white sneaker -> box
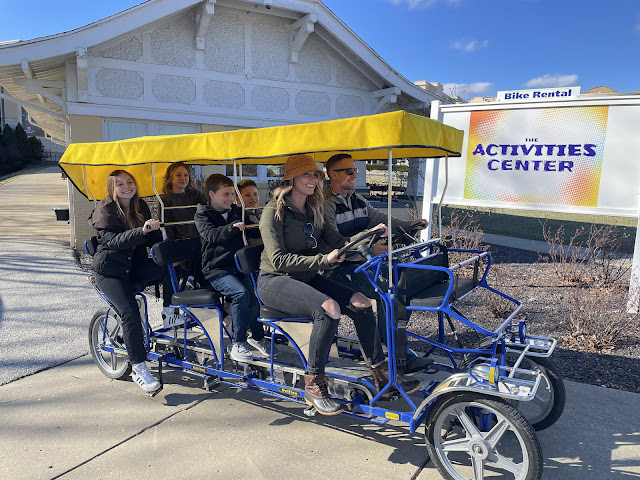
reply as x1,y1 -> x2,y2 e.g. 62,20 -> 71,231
131,362 -> 161,394
229,342 -> 253,362
162,307 -> 186,328
247,337 -> 279,358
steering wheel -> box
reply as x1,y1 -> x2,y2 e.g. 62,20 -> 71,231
335,228 -> 386,259
394,220 -> 426,246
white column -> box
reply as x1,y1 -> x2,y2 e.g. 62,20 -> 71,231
422,100 -> 441,240
627,203 -> 640,313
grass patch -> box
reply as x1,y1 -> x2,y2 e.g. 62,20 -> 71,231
442,205 -> 637,253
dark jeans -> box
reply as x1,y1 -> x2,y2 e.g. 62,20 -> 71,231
257,272 -> 384,375
324,262 -> 418,363
95,258 -> 165,365
209,273 -> 262,344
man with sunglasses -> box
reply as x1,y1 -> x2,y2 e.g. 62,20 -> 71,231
323,153 -> 431,374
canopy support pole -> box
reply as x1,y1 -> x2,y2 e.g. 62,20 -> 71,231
151,164 -> 167,239
437,153 -> 449,240
83,166 -> 96,205
387,148 -> 393,290
232,160 -> 248,246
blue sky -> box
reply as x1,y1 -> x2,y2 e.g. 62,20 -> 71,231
1,0 -> 638,98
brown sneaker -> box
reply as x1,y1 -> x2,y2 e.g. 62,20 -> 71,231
371,361 -> 421,397
304,373 -> 342,416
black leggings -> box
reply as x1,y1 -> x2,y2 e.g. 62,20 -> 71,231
257,272 -> 384,375
95,258 -> 166,365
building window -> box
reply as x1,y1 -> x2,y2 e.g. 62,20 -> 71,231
104,120 -> 199,141
267,165 -> 283,178
105,120 -> 148,141
225,163 -> 258,178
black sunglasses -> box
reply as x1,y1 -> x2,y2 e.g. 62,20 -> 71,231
303,223 -> 318,249
332,167 -> 358,175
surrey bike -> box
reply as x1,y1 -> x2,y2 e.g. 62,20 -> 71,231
60,111 -> 560,480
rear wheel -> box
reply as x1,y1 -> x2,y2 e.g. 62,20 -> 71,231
89,308 -> 132,380
425,393 -> 542,480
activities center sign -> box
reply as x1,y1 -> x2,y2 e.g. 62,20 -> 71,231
464,106 -> 607,208
429,94 -> 640,217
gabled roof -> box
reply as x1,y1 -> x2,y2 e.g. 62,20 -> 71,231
0,0 -> 453,144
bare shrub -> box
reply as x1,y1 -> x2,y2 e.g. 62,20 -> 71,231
541,222 -> 631,288
561,283 -> 639,354
441,209 -> 486,277
441,209 -> 485,251
485,265 -> 515,319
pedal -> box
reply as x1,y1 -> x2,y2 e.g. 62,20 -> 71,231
147,386 -> 163,398
204,375 -> 221,391
400,356 -> 434,374
303,405 -> 318,417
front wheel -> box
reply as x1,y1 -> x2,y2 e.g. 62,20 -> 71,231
425,393 -> 542,480
89,308 -> 132,380
506,356 -> 565,431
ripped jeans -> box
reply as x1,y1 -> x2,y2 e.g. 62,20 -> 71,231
257,271 -> 384,375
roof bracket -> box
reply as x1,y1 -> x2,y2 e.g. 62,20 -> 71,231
20,60 -> 44,103
290,13 -> 317,64
196,0 -> 216,51
14,78 -> 67,110
372,87 -> 400,113
76,48 -> 88,103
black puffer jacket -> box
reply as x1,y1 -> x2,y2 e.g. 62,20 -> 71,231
194,203 -> 244,280
88,196 -> 162,278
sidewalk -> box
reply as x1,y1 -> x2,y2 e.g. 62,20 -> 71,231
1,168 -> 639,479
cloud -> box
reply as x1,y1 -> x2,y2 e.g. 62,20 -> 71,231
523,74 -> 579,88
451,39 -> 488,53
388,0 -> 460,9
443,82 -> 493,97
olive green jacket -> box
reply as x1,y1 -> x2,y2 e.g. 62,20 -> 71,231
259,197 -> 347,283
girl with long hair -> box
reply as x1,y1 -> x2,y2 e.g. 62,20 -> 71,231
89,170 -> 165,395
160,162 -> 208,241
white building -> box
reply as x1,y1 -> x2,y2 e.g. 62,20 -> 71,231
0,0 -> 456,248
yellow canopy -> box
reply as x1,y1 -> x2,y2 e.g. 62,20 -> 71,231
59,110 -> 463,199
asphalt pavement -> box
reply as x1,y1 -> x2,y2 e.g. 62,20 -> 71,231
1,167 -> 639,479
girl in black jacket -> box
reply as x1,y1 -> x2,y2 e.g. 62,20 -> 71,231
89,170 -> 165,395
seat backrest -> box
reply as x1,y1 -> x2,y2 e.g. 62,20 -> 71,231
84,236 -> 99,256
398,248 -> 449,300
235,244 -> 264,275
151,237 -> 202,266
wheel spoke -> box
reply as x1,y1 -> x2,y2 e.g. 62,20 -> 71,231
441,437 -> 471,453
455,407 -> 482,437
484,417 -> 510,449
491,453 -> 523,475
471,456 -> 485,480
532,395 -> 548,410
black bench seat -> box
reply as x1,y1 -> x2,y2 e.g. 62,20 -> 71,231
398,246 -> 481,310
408,277 -> 477,308
171,289 -> 220,306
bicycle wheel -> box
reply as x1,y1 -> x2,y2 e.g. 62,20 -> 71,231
506,355 -> 565,431
425,393 -> 542,480
88,308 -> 132,380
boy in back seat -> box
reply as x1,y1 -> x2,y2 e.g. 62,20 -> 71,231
194,174 -> 277,361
